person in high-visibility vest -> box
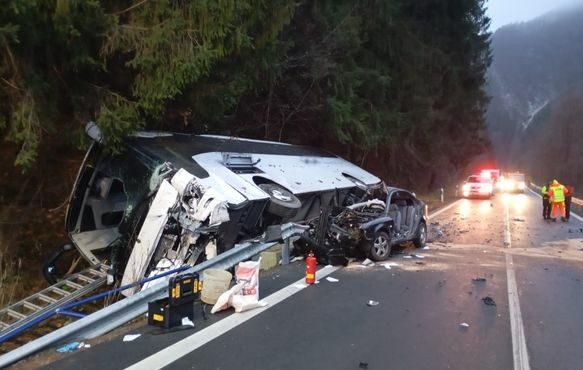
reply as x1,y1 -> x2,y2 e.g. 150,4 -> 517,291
547,180 -> 567,222
541,182 -> 551,220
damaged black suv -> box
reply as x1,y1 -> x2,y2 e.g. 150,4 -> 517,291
304,185 -> 428,262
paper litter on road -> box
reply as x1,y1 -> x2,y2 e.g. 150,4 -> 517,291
326,277 -> 339,282
123,334 -> 141,342
403,255 -> 413,259
362,258 -> 375,266
366,300 -> 379,307
459,322 -> 470,328
423,246 -> 430,250
413,254 -> 426,259
181,317 -> 195,327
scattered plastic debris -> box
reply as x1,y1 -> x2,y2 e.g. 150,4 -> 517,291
472,277 -> 487,283
482,297 -> 496,306
366,300 -> 379,307
290,256 -> 304,262
362,258 -> 375,266
359,362 -> 369,369
123,334 -> 142,342
403,255 -> 413,259
57,342 -> 81,353
459,322 -> 470,328
422,246 -> 430,250
382,262 -> 400,269
181,317 -> 195,328
326,277 -> 339,283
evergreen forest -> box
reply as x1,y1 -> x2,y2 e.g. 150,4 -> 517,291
1,0 -> 491,188
0,0 -> 490,308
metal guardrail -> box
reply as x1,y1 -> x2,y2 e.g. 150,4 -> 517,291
0,240 -> 277,368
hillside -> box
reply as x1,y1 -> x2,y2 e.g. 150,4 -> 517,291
486,4 -> 583,191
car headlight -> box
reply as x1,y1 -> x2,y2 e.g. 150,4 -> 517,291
518,182 -> 525,189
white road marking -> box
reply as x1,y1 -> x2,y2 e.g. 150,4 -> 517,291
503,200 -> 531,370
527,187 -> 583,223
428,199 -> 463,219
124,265 -> 341,370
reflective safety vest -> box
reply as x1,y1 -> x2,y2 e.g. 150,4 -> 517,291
551,185 -> 565,203
541,186 -> 548,194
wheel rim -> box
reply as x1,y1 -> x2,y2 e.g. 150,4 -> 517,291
419,224 -> 426,245
373,235 -> 389,257
271,189 -> 292,202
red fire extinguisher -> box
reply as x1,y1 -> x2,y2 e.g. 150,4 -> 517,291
305,252 -> 316,284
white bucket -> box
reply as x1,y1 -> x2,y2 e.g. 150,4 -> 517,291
201,269 -> 232,304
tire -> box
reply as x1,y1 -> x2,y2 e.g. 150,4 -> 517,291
258,183 -> 302,218
369,231 -> 392,261
413,222 -> 427,249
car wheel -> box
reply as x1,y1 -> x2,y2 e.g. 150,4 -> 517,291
413,222 -> 427,248
258,183 -> 302,218
369,231 -> 392,261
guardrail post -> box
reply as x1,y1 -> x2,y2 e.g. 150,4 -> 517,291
282,239 -> 290,265
440,188 -> 444,203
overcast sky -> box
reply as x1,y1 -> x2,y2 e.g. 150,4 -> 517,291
486,0 -> 583,30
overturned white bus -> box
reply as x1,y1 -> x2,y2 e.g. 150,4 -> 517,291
45,123 -> 426,294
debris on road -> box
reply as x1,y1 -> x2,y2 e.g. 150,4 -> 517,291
415,261 -> 425,265
422,246 -> 430,250
382,262 -> 400,269
366,300 -> 380,307
431,222 -> 440,226
512,218 -> 525,222
403,255 -> 413,259
359,362 -> 369,369
438,280 -> 447,287
459,322 -> 470,328
362,258 -> 375,267
472,277 -> 487,283
482,297 -> 496,306
56,342 -> 82,353
290,256 -> 304,262
326,277 -> 339,282
123,334 -> 141,342
181,317 -> 195,328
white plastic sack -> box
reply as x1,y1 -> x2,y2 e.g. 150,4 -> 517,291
211,258 -> 262,314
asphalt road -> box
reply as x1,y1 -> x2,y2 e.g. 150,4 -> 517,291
10,189 -> 583,370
